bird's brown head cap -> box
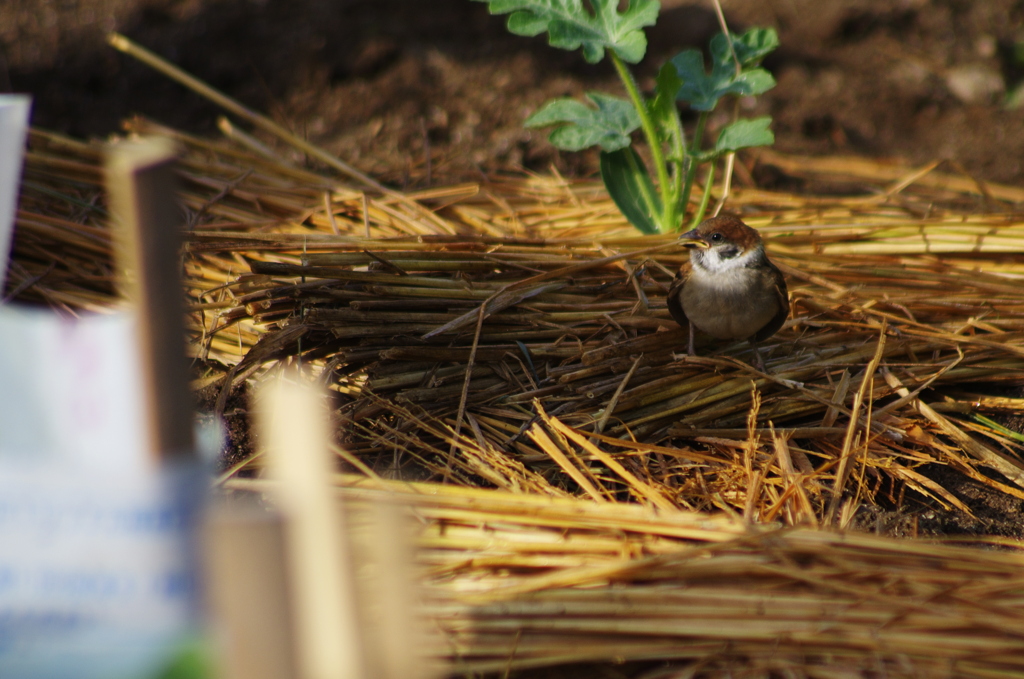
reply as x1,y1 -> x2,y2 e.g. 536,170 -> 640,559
680,215 -> 762,253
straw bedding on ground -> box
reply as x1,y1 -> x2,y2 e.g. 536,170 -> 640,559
11,116 -> 1024,677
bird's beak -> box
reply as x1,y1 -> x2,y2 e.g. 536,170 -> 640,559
678,228 -> 709,249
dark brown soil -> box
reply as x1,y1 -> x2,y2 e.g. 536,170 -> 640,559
4,0 -> 1024,188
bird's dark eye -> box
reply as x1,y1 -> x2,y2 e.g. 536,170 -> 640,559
710,232 -> 723,242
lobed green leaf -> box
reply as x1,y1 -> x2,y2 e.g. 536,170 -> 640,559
472,0 -> 660,64
672,32 -> 777,111
715,116 -> 774,153
525,92 -> 641,152
708,28 -> 779,73
731,27 -> 780,66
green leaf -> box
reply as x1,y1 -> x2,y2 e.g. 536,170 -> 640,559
735,68 -> 776,96
673,42 -> 776,111
671,50 -> 715,110
472,0 -> 660,64
600,148 -> 663,234
709,29 -> 779,75
715,117 -> 774,153
1006,82 -> 1024,110
731,27 -> 780,66
525,92 -> 640,151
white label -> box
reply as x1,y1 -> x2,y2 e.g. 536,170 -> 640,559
0,307 -> 147,472
0,465 -> 203,679
0,308 -> 204,678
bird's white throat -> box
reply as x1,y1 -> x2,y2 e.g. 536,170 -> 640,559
691,246 -> 761,289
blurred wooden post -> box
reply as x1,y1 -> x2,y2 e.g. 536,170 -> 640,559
257,372 -> 368,679
105,138 -> 195,460
0,95 -> 31,288
205,505 -> 298,679
104,138 -> 431,679
360,498 -> 440,679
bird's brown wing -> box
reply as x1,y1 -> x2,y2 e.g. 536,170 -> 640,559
666,263 -> 691,329
753,262 -> 789,342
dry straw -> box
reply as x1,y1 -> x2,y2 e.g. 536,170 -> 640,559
220,474 -> 1024,677
14,116 -> 1024,524
9,41 -> 1024,675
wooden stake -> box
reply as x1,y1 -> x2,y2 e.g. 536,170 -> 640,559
105,137 -> 195,460
359,499 -> 440,679
204,502 -> 298,679
256,371 -> 367,679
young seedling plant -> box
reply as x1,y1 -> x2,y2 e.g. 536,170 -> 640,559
472,0 -> 778,234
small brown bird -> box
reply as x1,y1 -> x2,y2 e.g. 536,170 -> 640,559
667,215 -> 789,370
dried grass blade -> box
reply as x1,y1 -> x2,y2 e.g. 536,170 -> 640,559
828,323 -> 887,523
544,413 -> 676,511
527,420 -> 606,503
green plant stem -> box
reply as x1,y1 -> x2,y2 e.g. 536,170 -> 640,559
667,103 -> 688,200
678,111 -> 710,219
689,160 -> 716,228
610,51 -> 674,232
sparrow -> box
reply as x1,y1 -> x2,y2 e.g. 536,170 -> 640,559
667,215 -> 789,371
